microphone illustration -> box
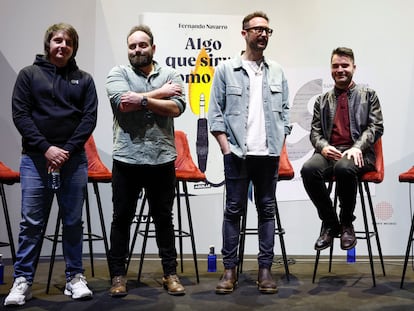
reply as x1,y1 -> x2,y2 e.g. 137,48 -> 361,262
196,93 -> 208,173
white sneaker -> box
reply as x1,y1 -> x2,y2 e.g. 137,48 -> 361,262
64,273 -> 93,300
4,276 -> 32,306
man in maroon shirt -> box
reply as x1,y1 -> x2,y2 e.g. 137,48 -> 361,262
301,47 -> 384,251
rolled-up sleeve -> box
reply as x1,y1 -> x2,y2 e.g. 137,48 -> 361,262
106,66 -> 130,111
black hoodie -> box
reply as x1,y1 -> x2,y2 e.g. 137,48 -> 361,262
12,54 -> 98,156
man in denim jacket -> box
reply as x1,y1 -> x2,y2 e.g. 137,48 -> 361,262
208,11 -> 291,295
301,47 -> 384,252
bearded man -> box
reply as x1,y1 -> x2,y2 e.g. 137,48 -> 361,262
106,25 -> 186,297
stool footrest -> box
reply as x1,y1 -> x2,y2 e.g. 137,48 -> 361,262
355,231 -> 376,240
137,229 -> 192,239
44,233 -> 105,243
242,228 -> 286,235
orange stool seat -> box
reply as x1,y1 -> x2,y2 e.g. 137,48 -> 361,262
399,166 -> 414,183
0,161 -> 20,263
0,162 -> 20,184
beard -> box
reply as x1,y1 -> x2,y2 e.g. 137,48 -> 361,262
129,53 -> 153,68
248,38 -> 268,52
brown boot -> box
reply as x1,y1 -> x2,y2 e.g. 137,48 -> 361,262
257,268 -> 278,294
215,268 -> 237,294
109,275 -> 127,297
162,274 -> 186,296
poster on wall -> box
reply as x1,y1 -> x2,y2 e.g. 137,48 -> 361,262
138,12 -> 376,202
139,12 -> 244,195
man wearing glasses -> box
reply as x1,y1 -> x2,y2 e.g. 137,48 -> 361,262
208,11 -> 290,294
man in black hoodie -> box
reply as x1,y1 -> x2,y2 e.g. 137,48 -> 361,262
4,23 -> 98,306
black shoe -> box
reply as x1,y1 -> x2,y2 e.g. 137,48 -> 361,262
314,227 -> 338,250
340,225 -> 357,250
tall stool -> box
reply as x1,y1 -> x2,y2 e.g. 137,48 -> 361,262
45,135 -> 111,293
128,130 -> 206,283
237,143 -> 294,281
312,138 -> 386,287
399,166 -> 414,288
0,161 -> 20,263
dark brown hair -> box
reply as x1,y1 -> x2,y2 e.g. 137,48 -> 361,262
44,23 -> 79,59
331,47 -> 355,63
242,11 -> 269,29
127,25 -> 154,45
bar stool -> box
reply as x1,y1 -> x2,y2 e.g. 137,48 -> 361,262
237,143 -> 294,281
0,161 -> 20,263
399,166 -> 414,288
128,130 -> 206,283
45,135 -> 111,293
312,138 -> 386,287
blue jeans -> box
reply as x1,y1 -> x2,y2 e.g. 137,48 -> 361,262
222,154 -> 279,269
13,153 -> 88,283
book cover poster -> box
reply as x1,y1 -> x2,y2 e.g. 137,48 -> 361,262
139,12 -> 243,194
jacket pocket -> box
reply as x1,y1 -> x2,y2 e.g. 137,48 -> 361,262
269,84 -> 283,112
225,85 -> 243,115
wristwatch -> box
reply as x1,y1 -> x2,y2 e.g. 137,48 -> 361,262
141,96 -> 148,109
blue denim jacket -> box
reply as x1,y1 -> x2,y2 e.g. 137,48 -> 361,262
208,55 -> 291,158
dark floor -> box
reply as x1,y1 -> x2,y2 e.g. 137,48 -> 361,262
1,254 -> 414,310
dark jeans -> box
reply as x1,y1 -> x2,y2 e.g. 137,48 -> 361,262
301,153 -> 374,228
222,153 -> 279,270
108,160 -> 178,277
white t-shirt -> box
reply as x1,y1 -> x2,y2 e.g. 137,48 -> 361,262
242,60 -> 269,156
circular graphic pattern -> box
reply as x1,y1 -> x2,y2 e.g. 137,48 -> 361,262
374,201 -> 393,221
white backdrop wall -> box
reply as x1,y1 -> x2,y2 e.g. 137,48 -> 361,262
0,0 -> 413,262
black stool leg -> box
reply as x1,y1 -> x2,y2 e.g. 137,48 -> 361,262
359,182 -> 376,287
328,240 -> 334,272
84,187 -> 95,276
137,214 -> 151,283
401,211 -> 414,288
312,249 -> 320,283
275,202 -> 290,280
136,184 -> 199,284
175,182 -> 184,273
127,192 -> 146,273
92,182 -> 110,274
401,183 -> 414,288
313,181 -> 335,282
363,182 -> 386,276
46,215 -> 61,294
182,181 -> 199,283
0,184 -> 16,263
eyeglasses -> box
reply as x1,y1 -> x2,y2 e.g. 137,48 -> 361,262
244,26 -> 274,36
